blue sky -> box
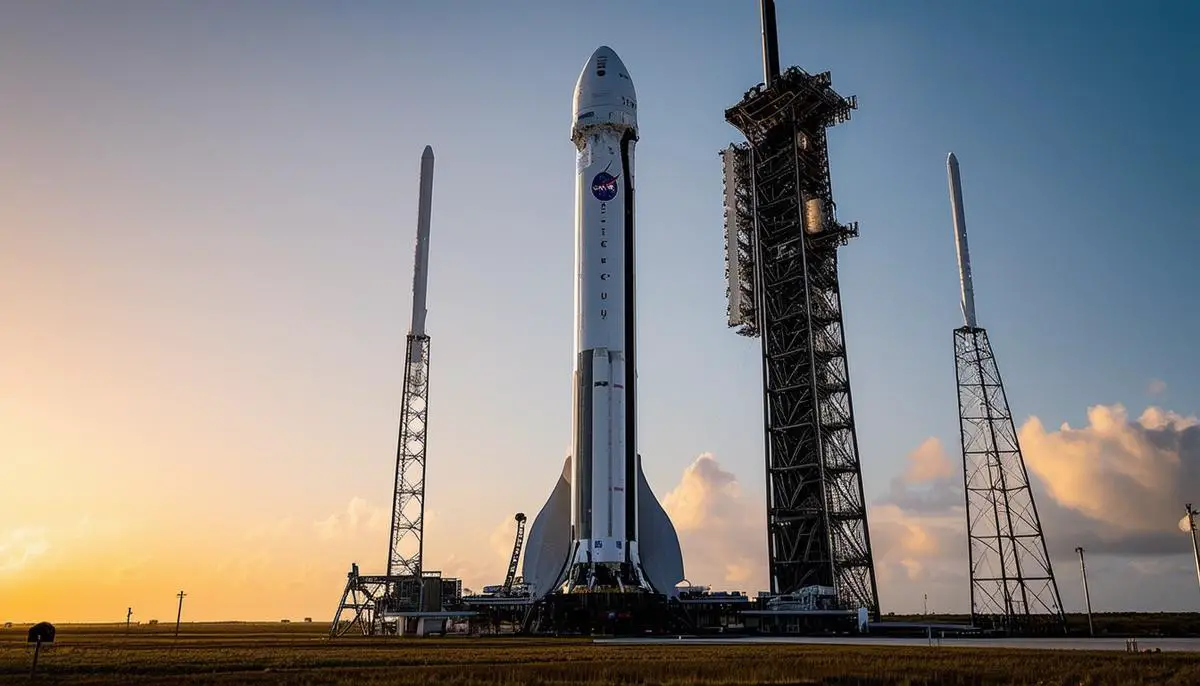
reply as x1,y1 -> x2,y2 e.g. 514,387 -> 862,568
2,0 -> 1197,617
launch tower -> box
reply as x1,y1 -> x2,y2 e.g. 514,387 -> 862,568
331,147 -> 468,637
947,152 -> 1065,633
720,0 -> 880,616
386,146 -> 435,606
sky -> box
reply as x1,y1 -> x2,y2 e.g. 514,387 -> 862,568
2,0 -> 1198,623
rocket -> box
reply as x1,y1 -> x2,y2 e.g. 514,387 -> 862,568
946,152 -> 977,329
411,146 -> 434,349
521,46 -> 685,599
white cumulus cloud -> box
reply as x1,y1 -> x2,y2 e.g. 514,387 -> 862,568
873,401 -> 1200,612
662,453 -> 767,591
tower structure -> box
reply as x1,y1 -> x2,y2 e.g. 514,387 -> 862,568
387,146 -> 435,590
947,152 -> 1065,633
332,147 -> 465,636
720,0 -> 879,616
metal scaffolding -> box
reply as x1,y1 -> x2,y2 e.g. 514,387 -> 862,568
387,334 -> 431,585
723,65 -> 879,617
954,326 -> 1065,632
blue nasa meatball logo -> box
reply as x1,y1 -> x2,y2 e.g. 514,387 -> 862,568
591,171 -> 620,201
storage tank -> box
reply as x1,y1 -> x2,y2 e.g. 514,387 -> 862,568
804,196 -> 826,235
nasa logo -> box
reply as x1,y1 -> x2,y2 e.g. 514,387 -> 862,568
591,171 -> 619,201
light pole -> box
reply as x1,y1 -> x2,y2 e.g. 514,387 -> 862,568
1075,547 -> 1093,636
175,591 -> 187,638
1186,504 -> 1200,599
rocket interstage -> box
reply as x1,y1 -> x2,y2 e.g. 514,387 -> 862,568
521,46 -> 685,599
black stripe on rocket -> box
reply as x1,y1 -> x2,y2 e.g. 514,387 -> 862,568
620,128 -> 637,546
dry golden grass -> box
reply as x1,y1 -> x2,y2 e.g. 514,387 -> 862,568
887,613 -> 1200,637
1,622 -> 1197,685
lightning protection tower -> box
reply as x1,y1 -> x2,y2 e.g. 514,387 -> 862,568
387,146 -> 436,602
720,0 -> 880,617
947,152 -> 1065,634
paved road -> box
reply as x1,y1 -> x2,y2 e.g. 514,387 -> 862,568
595,635 -> 1200,652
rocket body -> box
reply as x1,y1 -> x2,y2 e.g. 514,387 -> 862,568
570,46 -> 639,576
409,146 -> 435,364
521,46 -> 684,598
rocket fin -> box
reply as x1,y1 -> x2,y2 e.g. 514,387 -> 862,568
635,458 -> 685,595
521,456 -> 573,599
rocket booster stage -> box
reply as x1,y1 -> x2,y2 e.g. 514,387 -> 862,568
521,46 -> 685,598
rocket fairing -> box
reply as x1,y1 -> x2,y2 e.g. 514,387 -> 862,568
521,46 -> 685,599
946,152 -> 977,329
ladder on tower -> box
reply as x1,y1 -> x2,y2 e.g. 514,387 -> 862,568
503,513 -> 527,595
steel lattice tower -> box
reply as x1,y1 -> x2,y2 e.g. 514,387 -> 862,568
387,146 -> 436,589
948,153 -> 1064,633
955,328 -> 1064,631
387,334 -> 430,579
720,1 -> 880,616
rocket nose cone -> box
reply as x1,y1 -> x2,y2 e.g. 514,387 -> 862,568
591,45 -> 623,68
947,152 -> 958,167
573,45 -> 637,132
422,145 -> 434,159
576,46 -> 633,89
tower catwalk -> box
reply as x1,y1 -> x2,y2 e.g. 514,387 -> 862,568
387,146 -> 435,588
720,0 -> 880,616
947,152 -> 1064,633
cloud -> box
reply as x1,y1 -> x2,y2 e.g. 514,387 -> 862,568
655,449 -> 967,603
1021,404 -> 1199,535
903,437 -> 954,483
401,401 -> 1200,612
880,437 -> 962,514
872,402 -> 1200,613
662,454 -> 767,590
0,528 -> 51,574
422,509 -> 519,592
1148,378 -> 1167,396
870,439 -> 969,608
870,504 -> 958,561
489,516 -> 521,560
313,496 -> 389,540
11,401 -> 1194,623
0,516 -> 129,577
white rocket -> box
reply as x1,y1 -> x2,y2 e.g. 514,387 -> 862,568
947,152 -> 977,329
521,46 -> 685,599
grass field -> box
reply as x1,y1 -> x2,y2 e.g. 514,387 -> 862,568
2,622 -> 1198,685
886,613 -> 1200,637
